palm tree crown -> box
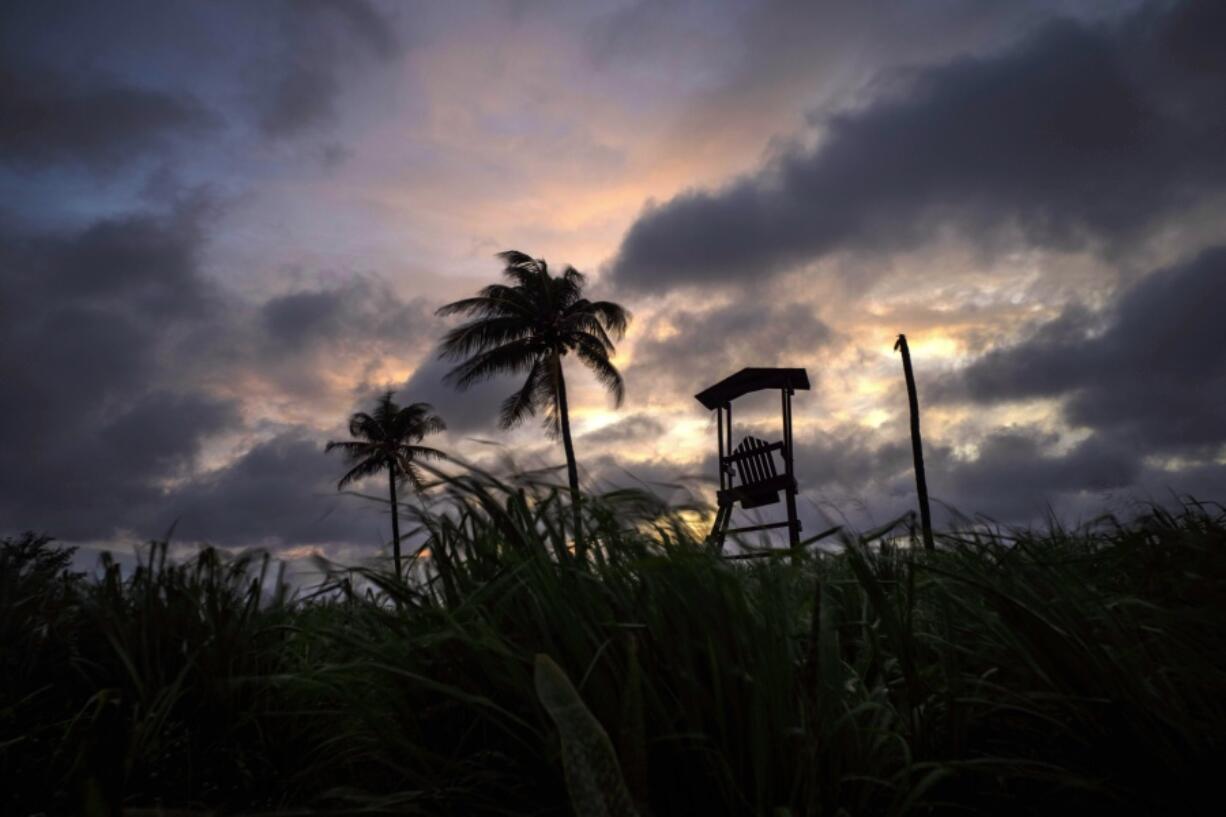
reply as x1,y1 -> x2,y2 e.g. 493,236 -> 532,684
326,392 -> 447,490
435,250 -> 629,432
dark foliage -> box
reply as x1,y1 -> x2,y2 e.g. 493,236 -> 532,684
2,488 -> 1224,816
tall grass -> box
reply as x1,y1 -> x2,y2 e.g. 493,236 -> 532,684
2,474 -> 1224,816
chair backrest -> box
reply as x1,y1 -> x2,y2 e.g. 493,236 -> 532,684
731,436 -> 778,488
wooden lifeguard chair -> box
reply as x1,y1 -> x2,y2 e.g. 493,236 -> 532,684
695,367 -> 809,553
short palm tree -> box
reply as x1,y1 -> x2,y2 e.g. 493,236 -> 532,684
325,392 -> 447,579
436,251 -> 630,557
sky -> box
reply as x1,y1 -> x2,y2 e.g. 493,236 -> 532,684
2,0 -> 1225,564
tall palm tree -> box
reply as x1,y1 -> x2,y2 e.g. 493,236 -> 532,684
436,250 -> 630,557
325,392 -> 447,579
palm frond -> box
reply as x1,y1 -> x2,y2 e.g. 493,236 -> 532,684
437,286 -> 536,319
403,444 -> 447,462
435,296 -> 500,318
498,251 -> 547,289
329,393 -> 448,492
547,271 -> 579,313
476,283 -> 536,307
386,404 -> 445,444
347,411 -> 380,440
438,316 -> 533,359
401,461 -> 427,493
443,338 -> 542,390
574,336 -> 625,407
324,440 -> 375,460
496,249 -> 538,269
407,407 -> 447,438
587,300 -> 630,339
535,357 -> 563,438
559,266 -> 586,307
373,391 -> 399,426
498,360 -> 544,429
562,311 -> 616,353
335,456 -> 385,490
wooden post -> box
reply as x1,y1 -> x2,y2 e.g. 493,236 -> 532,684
895,334 -> 935,551
725,402 -> 733,460
782,388 -> 800,553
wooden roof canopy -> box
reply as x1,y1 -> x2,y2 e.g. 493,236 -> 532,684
694,367 -> 810,410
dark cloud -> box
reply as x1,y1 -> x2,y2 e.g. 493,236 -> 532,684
582,452 -> 708,502
256,0 -> 401,138
625,300 -> 834,403
608,0 -> 1226,291
162,431 -> 376,548
0,0 -> 402,173
947,246 -> 1226,452
0,0 -> 414,547
580,413 -> 665,446
261,67 -> 341,139
174,275 -> 438,405
309,0 -> 399,60
0,388 -> 240,541
0,200 -> 240,538
0,60 -> 216,174
100,392 -> 239,481
260,277 -> 430,350
0,197 -> 427,546
587,0 -> 1086,163
794,431 -> 914,498
48,203 -> 218,316
930,429 -> 1142,522
399,355 -> 519,436
0,199 -> 219,404
1132,461 -> 1226,510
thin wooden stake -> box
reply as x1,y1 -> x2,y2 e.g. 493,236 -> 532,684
895,334 -> 935,551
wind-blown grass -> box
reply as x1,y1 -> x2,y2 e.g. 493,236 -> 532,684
2,472 -> 1224,816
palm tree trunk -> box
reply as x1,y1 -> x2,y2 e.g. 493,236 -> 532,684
388,463 -> 402,579
553,353 -> 585,559
895,334 -> 935,551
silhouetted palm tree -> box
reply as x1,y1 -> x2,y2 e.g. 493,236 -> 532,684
325,392 -> 447,579
436,251 -> 630,557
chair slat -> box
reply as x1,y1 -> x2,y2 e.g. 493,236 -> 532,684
761,440 -> 778,478
734,438 -> 757,485
731,435 -> 780,489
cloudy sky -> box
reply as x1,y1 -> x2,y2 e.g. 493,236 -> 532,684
3,0 -> 1224,561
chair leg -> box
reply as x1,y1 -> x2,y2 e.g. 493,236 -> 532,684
707,502 -> 731,554
785,488 -> 801,549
